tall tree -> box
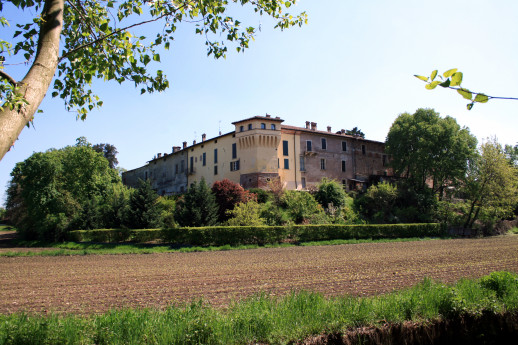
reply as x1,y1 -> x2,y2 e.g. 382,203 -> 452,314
385,108 -> 477,197
463,138 -> 518,230
345,127 -> 365,138
93,143 -> 119,169
175,179 -> 218,227
127,178 -> 160,229
0,0 -> 307,161
5,138 -> 120,240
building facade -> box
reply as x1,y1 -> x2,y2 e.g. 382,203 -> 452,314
122,115 -> 392,194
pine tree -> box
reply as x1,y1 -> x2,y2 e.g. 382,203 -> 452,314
176,179 -> 219,227
127,179 -> 160,229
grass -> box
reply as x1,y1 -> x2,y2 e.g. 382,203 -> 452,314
0,236 -> 450,257
0,225 -> 15,232
509,227 -> 518,235
0,271 -> 517,345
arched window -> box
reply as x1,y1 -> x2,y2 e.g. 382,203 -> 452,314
261,123 -> 266,129
271,124 -> 276,130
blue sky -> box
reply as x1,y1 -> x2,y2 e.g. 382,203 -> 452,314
1,0 -> 517,202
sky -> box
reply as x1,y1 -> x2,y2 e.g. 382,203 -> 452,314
1,0 -> 517,203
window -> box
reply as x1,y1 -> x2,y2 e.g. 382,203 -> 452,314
261,123 -> 266,129
240,125 -> 244,132
342,141 -> 347,152
284,158 -> 289,169
175,164 -> 178,174
181,160 -> 184,173
321,138 -> 327,150
362,144 -> 366,155
382,155 -> 387,167
283,140 -> 289,156
271,124 -> 276,130
145,171 -> 148,180
230,160 -> 240,171
248,123 -> 252,130
202,152 -> 206,166
232,143 -> 237,159
190,157 -> 194,173
320,158 -> 326,170
306,140 -> 312,152
301,177 -> 306,189
300,156 -> 305,171
214,149 -> 218,164
214,165 -> 218,175
341,160 -> 346,172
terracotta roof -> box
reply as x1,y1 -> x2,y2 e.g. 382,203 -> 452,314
232,115 -> 284,125
281,125 -> 383,144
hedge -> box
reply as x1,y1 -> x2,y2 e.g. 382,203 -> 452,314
69,223 -> 446,246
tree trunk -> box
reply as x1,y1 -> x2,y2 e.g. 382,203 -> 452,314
0,0 -> 63,161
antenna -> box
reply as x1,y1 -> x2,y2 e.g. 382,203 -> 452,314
218,120 -> 222,136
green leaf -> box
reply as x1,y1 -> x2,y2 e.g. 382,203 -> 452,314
425,81 -> 441,90
457,88 -> 472,100
467,103 -> 474,110
414,75 -> 428,82
430,70 -> 438,81
285,1 -> 291,8
443,68 -> 458,78
439,79 -> 450,88
450,72 -> 463,87
474,93 -> 489,103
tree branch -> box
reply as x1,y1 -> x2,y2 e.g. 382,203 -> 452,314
0,70 -> 17,86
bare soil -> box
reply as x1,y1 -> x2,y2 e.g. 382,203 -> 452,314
1,236 -> 517,314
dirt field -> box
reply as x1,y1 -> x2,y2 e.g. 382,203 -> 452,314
1,236 -> 517,314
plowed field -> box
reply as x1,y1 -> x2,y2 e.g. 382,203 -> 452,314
1,236 -> 517,314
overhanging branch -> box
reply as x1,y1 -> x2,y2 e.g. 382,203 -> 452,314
0,70 -> 17,86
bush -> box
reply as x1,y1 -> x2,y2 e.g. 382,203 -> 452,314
175,179 -> 219,227
314,178 -> 348,210
479,271 -> 518,298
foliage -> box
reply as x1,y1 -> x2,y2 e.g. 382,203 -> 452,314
5,138 -> 121,240
345,126 -> 365,138
247,188 -> 272,204
267,177 -> 285,205
415,68 -> 518,110
259,201 -> 290,226
127,179 -> 160,229
314,178 -> 347,210
157,196 -> 176,228
0,0 -> 307,161
93,143 -> 119,169
211,179 -> 255,222
385,108 -> 477,197
226,200 -> 265,226
462,138 -> 518,231
175,179 -> 218,227
100,183 -> 131,228
505,144 -> 518,167
280,190 -> 326,224
355,182 -> 398,223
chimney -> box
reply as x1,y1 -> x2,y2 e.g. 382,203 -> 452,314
305,121 -> 310,129
341,129 -> 346,135
327,126 -> 332,133
157,153 -> 162,158
183,141 -> 187,149
163,153 -> 167,157
275,116 -> 280,119
265,114 -> 271,118
193,140 -> 196,145
202,133 -> 206,142
311,122 -> 317,131
173,146 -> 181,153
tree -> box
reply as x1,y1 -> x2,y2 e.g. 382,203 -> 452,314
226,200 -> 265,226
127,178 -> 160,229
314,178 -> 347,210
415,68 -> 518,110
211,179 -> 255,222
5,138 -> 120,239
0,0 -> 307,161
280,190 -> 326,224
385,108 -> 478,197
462,138 -> 518,230
345,127 -> 365,138
175,179 -> 218,227
505,144 -> 518,167
355,182 -> 398,223
93,143 -> 119,169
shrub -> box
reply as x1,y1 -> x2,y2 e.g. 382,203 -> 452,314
281,191 -> 326,224
314,178 -> 348,210
212,179 -> 256,222
175,179 -> 219,227
226,201 -> 265,226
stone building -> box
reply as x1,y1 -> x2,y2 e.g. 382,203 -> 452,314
122,115 -> 392,194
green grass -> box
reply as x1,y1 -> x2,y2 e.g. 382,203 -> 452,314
0,225 -> 15,232
0,237 -> 450,257
0,272 -> 517,345
508,227 -> 518,235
